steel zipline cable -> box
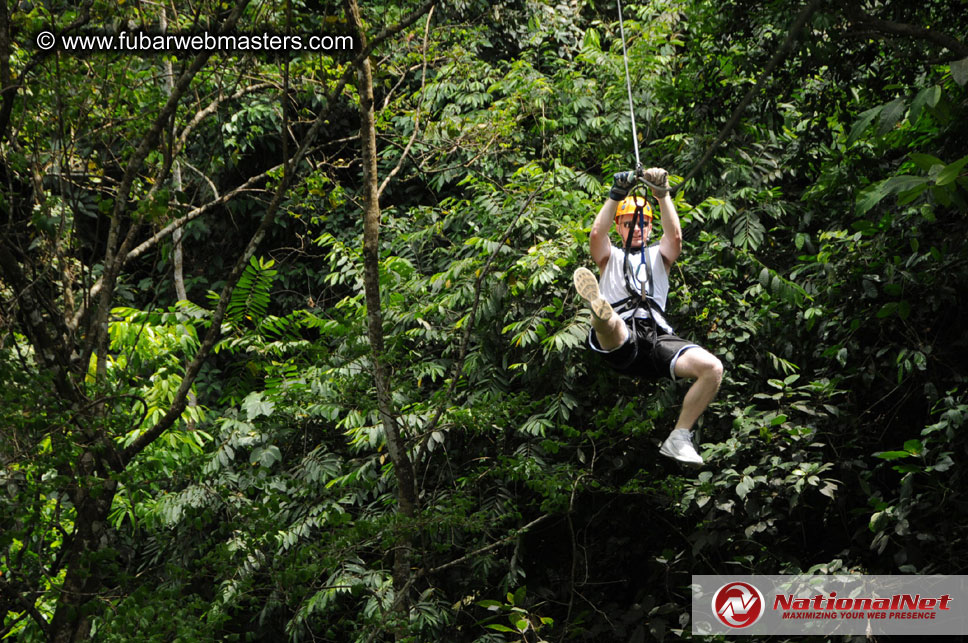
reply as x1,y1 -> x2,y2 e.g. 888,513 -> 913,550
616,0 -> 667,194
616,0 -> 641,172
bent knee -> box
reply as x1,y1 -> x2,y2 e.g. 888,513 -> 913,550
675,348 -> 723,382
709,356 -> 724,382
700,353 -> 724,383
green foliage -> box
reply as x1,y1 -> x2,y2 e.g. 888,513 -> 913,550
3,0 -> 968,641
476,587 -> 554,641
224,256 -> 278,329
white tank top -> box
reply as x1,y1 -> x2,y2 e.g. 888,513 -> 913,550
599,244 -> 674,333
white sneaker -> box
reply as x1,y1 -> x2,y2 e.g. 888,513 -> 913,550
659,428 -> 704,465
573,267 -> 614,322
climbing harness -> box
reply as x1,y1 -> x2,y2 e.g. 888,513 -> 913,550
614,196 -> 653,300
612,194 -> 666,326
609,193 -> 669,366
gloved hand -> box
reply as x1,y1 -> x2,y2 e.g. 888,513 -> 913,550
609,170 -> 637,201
640,167 -> 670,198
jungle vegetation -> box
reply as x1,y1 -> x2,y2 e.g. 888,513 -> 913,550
1,0 -> 967,640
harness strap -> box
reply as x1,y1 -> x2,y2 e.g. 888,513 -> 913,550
620,197 -> 664,321
636,209 -> 652,301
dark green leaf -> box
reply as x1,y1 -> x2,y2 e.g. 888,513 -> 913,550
848,106 -> 882,144
877,98 -> 906,135
936,155 -> 968,186
909,86 -> 940,125
951,57 -> 968,86
874,451 -> 911,461
875,303 -> 896,318
909,152 -> 945,173
903,439 -> 923,455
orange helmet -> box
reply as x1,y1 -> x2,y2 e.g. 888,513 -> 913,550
615,195 -> 652,222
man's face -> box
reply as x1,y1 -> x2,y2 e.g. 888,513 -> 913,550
616,214 -> 652,249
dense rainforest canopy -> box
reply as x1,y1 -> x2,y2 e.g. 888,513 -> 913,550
1,0 -> 967,640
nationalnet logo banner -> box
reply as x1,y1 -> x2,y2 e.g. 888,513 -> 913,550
691,575 -> 968,636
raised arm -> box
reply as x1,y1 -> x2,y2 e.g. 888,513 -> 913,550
590,171 -> 637,271
589,199 -> 618,271
643,168 -> 681,269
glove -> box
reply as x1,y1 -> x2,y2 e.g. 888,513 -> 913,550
609,170 -> 637,201
641,167 -> 670,198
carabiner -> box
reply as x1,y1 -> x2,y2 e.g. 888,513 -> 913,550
635,261 -> 649,283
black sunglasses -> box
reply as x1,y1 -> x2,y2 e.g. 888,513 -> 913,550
620,219 -> 651,229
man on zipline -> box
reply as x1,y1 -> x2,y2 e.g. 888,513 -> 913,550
573,168 -> 723,465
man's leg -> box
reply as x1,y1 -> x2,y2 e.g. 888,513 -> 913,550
672,347 -> 724,430
659,346 -> 723,465
574,267 -> 627,350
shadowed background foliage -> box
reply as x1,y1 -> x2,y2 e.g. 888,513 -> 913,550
1,0 -> 967,640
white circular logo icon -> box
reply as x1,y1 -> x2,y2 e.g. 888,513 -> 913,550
712,581 -> 766,628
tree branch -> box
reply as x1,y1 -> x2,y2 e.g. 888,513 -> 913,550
87,0 -> 251,387
675,0 -> 824,196
68,162 -> 283,333
120,0 -> 435,464
72,0 -> 432,343
422,514 -> 553,577
378,6 -> 435,199
173,82 -> 273,163
346,2 -> 437,636
847,8 -> 968,59
0,0 -> 95,143
0,575 -> 50,637
414,178 -> 549,452
361,513 -> 553,643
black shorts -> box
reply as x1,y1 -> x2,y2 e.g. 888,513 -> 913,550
588,316 -> 698,380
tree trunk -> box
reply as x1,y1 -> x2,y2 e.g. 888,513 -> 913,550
48,470 -> 118,643
345,0 -> 419,636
